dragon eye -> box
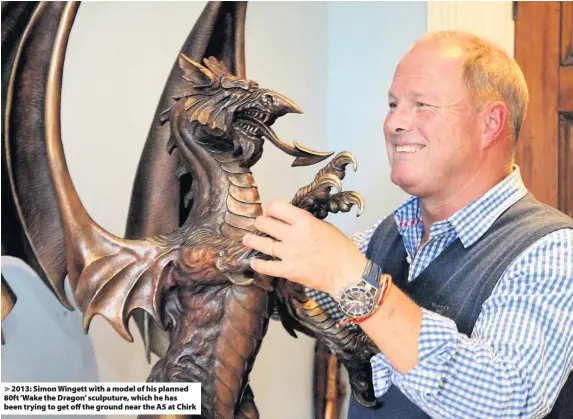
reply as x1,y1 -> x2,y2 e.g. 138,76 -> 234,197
261,94 -> 273,105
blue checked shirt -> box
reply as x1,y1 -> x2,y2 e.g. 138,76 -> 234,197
307,166 -> 573,418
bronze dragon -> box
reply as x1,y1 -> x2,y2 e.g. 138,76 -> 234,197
1,2 -> 379,418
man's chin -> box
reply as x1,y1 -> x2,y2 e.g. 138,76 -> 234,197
390,171 -> 423,196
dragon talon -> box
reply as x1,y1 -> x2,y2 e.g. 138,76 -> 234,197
354,391 -> 377,408
347,191 -> 365,216
332,151 -> 358,172
316,173 -> 343,193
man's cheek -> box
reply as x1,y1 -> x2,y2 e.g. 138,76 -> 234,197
384,141 -> 395,165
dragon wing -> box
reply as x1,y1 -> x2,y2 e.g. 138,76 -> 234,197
1,1 -> 181,342
2,0 -> 249,353
2,2 -> 73,318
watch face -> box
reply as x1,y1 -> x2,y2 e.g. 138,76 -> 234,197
339,285 -> 375,318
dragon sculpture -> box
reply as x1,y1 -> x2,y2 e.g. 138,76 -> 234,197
1,2 -> 379,418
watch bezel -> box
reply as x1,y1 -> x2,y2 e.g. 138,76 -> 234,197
338,281 -> 377,318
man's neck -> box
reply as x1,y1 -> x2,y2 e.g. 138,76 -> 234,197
419,166 -> 512,242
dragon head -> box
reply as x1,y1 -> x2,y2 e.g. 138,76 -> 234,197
162,55 -> 332,167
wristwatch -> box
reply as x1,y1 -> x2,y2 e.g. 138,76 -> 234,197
338,260 -> 381,319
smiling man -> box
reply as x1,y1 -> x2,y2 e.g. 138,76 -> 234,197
243,31 -> 573,418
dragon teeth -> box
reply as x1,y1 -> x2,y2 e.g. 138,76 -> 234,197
236,119 -> 262,136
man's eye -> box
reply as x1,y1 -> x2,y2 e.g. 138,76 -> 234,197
388,102 -> 397,109
416,102 -> 430,108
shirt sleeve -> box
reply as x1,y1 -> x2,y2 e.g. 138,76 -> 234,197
370,228 -> 573,418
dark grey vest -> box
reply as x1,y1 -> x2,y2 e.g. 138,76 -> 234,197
348,193 -> 573,419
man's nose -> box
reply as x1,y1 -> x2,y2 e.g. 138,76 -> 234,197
385,106 -> 414,133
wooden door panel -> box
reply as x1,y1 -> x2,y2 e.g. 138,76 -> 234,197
559,115 -> 573,218
514,2 -> 560,208
514,2 -> 572,215
561,2 -> 573,64
559,68 -> 573,111
558,3 -> 573,218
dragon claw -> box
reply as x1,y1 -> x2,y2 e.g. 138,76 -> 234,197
354,390 -> 377,408
316,173 -> 343,193
322,191 -> 365,218
290,151 -> 364,219
346,191 -> 365,216
332,151 -> 358,172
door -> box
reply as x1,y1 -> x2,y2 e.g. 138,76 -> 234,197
514,1 -> 573,217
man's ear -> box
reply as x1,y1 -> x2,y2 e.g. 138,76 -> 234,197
481,101 -> 508,148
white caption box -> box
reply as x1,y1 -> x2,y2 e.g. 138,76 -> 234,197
1,382 -> 201,415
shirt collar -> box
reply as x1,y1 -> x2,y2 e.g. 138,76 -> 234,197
393,165 -> 528,248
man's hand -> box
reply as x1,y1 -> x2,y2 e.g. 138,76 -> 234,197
242,199 -> 368,298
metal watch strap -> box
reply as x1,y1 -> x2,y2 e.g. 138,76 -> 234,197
362,259 -> 382,288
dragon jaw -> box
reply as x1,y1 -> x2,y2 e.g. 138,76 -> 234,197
231,88 -> 303,167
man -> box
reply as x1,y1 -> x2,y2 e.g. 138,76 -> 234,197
243,31 -> 573,418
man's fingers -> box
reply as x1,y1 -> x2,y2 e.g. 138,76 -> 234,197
254,216 -> 290,240
243,234 -> 281,258
265,200 -> 306,225
250,259 -> 285,278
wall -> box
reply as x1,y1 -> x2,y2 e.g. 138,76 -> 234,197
1,2 -> 438,418
427,1 -> 514,56
327,1 -> 427,238
326,3 -> 427,414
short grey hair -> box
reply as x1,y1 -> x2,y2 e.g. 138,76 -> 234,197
416,30 -> 529,142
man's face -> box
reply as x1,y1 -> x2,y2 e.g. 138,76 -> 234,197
384,45 -> 483,201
